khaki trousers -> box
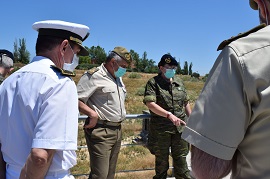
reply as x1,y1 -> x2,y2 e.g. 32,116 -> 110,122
84,123 -> 122,179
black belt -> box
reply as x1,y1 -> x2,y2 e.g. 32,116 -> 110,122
97,120 -> 122,127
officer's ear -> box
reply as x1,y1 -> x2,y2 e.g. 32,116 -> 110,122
255,0 -> 267,19
111,58 -> 117,65
60,40 -> 69,54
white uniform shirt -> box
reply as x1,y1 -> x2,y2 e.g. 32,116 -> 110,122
0,56 -> 78,177
182,26 -> 270,179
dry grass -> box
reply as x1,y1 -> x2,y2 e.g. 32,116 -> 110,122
70,70 -> 205,178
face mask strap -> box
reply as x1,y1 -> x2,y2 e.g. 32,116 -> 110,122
68,43 -> 77,57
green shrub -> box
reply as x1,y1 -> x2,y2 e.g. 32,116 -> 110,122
202,74 -> 209,82
128,72 -> 142,79
136,87 -> 145,96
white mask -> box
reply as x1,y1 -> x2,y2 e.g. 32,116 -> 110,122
63,54 -> 79,72
62,44 -> 79,72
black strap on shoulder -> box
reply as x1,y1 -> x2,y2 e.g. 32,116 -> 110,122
50,65 -> 76,77
217,23 -> 266,51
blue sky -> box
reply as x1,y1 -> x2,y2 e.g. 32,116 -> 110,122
1,1 -> 259,75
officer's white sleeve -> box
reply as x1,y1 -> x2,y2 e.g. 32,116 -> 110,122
32,79 -> 78,150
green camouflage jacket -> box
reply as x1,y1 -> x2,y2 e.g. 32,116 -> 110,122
143,74 -> 189,133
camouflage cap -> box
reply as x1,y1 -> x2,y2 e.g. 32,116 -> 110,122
158,54 -> 178,67
112,46 -> 132,62
249,0 -> 258,10
0,49 -> 14,68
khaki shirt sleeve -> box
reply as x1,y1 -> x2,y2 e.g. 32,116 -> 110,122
143,78 -> 156,104
77,73 -> 97,103
182,47 -> 249,160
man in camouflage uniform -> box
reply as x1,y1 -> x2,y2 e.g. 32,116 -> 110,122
143,54 -> 191,179
0,49 -> 14,85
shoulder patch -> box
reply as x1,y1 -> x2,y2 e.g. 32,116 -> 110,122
50,65 -> 76,77
217,23 -> 266,51
87,67 -> 99,75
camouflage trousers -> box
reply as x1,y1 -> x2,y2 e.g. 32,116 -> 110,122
152,131 -> 191,179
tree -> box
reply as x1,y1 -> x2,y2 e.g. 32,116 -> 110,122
176,59 -> 181,74
188,62 -> 193,76
129,50 -> 158,73
140,51 -> 149,72
88,46 -> 106,65
183,61 -> 189,75
13,38 -> 30,64
13,39 -> 19,63
79,56 -> 91,64
145,59 -> 158,73
129,49 -> 140,71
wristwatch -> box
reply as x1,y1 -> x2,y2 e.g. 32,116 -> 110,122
166,111 -> 172,118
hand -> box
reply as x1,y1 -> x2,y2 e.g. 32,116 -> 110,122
168,114 -> 186,126
84,112 -> 99,129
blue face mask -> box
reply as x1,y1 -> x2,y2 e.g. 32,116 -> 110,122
114,62 -> 127,78
164,69 -> 176,79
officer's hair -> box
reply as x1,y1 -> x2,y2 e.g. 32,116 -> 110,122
106,51 -> 122,62
35,36 -> 75,55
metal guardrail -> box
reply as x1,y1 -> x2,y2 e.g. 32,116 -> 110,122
78,113 -> 151,120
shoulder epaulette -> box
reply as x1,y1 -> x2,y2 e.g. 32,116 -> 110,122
217,23 -> 266,51
87,67 -> 99,75
50,65 -> 76,77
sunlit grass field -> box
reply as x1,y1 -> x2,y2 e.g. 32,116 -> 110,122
71,70 -> 205,179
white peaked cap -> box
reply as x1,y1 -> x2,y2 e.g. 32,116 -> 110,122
32,20 -> 90,56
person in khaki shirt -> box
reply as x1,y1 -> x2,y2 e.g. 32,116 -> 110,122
182,0 -> 270,179
77,46 -> 132,179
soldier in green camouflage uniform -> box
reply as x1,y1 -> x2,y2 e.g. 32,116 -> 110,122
143,54 -> 191,179
0,49 -> 14,85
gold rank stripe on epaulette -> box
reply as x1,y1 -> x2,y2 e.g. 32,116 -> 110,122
217,23 -> 267,51
50,65 -> 76,77
87,67 -> 99,75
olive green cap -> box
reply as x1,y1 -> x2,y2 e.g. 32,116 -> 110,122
112,46 -> 132,62
250,0 -> 258,10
